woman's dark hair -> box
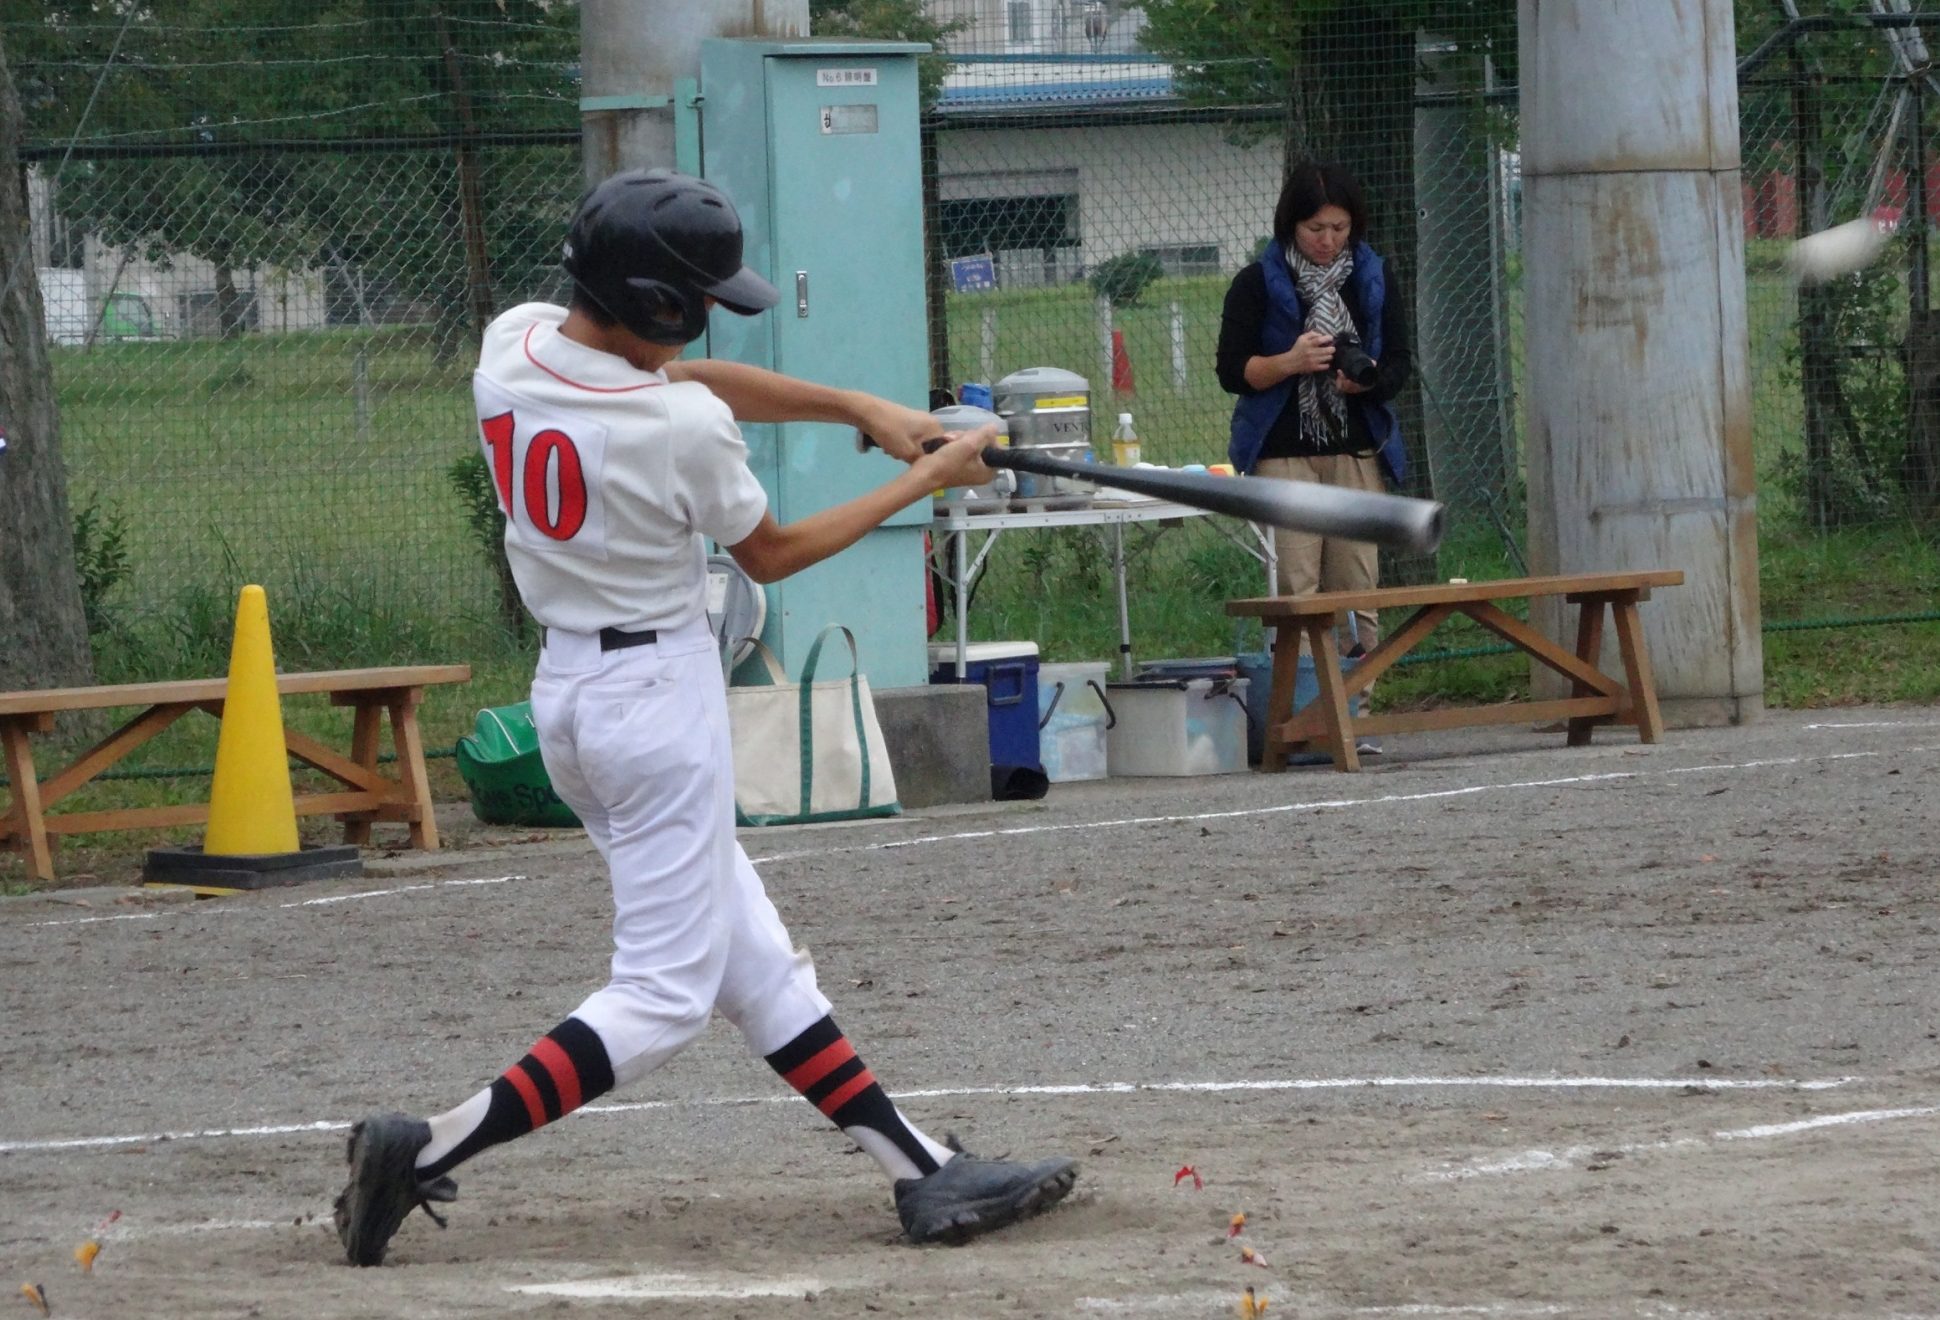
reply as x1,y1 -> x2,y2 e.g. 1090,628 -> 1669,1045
1272,160 -> 1369,247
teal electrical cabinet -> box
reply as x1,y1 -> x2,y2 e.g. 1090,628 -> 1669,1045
698,39 -> 931,689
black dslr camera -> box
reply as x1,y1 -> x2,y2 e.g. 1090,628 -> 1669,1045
1330,334 -> 1379,389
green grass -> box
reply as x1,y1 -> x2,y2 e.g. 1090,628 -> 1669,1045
57,327 -> 492,645
9,282 -> 1935,890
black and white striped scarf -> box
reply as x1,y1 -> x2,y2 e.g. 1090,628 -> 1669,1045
1289,247 -> 1356,447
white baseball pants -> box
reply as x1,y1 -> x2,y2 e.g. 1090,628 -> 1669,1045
529,616 -> 833,1088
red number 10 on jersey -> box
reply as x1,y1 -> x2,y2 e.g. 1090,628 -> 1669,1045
474,397 -> 610,560
479,410 -> 587,540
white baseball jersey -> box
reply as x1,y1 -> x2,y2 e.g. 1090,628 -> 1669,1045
471,302 -> 768,633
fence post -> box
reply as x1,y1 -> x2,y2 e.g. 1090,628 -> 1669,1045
1168,298 -> 1187,394
1095,295 -> 1113,394
980,304 -> 997,387
353,345 -> 371,445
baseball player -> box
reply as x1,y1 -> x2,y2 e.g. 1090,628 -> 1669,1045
333,169 -> 1078,1266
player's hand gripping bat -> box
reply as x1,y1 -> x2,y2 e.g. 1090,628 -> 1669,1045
873,432 -> 1446,555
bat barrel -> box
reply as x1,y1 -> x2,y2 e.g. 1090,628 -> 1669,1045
984,446 -> 1445,554
1265,481 -> 1445,555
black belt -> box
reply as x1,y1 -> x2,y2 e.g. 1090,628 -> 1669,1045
600,627 -> 658,651
544,627 -> 659,651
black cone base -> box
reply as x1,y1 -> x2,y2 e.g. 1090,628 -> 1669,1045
143,843 -> 363,891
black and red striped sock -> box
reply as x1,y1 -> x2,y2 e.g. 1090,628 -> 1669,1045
764,1015 -> 952,1182
416,1016 -> 615,1179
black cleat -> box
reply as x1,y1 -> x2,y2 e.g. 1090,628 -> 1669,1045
894,1137 -> 1078,1245
333,1112 -> 458,1266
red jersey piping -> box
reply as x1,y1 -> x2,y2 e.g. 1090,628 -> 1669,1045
523,324 -> 661,393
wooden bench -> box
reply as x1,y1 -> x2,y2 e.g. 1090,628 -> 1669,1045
1227,571 -> 1684,772
0,665 -> 471,882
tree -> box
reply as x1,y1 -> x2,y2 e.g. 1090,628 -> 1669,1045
0,27 -> 92,689
5,0 -> 580,349
809,0 -> 964,108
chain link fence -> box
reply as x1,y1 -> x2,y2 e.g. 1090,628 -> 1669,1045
9,4 -> 1937,695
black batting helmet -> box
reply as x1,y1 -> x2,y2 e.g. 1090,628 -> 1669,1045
562,168 -> 779,346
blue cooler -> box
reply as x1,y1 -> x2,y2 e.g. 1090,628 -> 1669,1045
929,642 -> 1043,772
1236,650 -> 1358,765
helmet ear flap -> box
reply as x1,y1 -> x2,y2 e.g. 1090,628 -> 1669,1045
623,275 -> 708,345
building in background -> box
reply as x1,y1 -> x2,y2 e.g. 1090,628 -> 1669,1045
25,169 -> 402,345
928,2 -> 1283,289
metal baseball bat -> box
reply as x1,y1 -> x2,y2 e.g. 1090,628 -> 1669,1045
982,447 -> 1445,554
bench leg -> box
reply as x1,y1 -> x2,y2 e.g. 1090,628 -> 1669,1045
1307,621 -> 1360,773
1610,597 -> 1665,743
1567,598 -> 1609,746
341,703 -> 383,847
1,720 -> 55,882
1260,632 -> 1302,773
388,692 -> 440,850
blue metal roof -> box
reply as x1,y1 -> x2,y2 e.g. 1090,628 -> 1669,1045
936,73 -> 1174,111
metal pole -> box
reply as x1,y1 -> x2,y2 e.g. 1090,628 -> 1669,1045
354,346 -> 371,445
1910,73 -> 1930,314
981,304 -> 997,386
1095,295 -> 1113,396
954,528 -> 969,679
1168,299 -> 1187,394
432,5 -> 496,346
1114,519 -> 1132,678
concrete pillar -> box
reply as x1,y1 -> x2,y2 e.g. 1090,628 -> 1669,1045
1520,0 -> 1763,726
579,0 -> 808,183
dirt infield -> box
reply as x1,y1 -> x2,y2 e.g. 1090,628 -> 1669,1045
3,709 -> 1937,1319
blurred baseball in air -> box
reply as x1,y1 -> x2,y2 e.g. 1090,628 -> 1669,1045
1786,207 -> 1901,284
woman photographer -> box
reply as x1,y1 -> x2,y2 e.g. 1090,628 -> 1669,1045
1216,159 -> 1411,732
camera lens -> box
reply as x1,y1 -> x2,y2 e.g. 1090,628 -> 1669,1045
1333,335 -> 1378,389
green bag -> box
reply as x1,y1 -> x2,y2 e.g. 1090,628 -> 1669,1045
454,701 -> 581,829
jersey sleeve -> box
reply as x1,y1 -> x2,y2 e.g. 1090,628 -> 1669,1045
665,385 -> 769,547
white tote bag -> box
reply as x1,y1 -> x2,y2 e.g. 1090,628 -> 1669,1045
727,625 -> 900,826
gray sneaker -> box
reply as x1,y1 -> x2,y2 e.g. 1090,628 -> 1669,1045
894,1138 -> 1078,1245
333,1112 -> 458,1266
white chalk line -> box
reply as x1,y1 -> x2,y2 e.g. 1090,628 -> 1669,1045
744,742 -> 1940,867
1422,1103 -> 1940,1181
1076,1295 -> 1655,1317
1804,719 -> 1940,730
0,1074 -> 1859,1156
99,1217 -> 293,1241
508,1272 -> 821,1301
21,874 -> 523,929
0,1117 -> 348,1153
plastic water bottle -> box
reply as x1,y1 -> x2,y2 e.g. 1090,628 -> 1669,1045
1110,412 -> 1141,467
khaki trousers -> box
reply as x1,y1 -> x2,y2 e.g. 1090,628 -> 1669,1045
1256,452 -> 1383,659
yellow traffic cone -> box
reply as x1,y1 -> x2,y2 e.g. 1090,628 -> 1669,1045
143,585 -> 362,891
204,584 -> 300,856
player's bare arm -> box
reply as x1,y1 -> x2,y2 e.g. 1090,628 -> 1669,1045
727,425 -> 996,583
665,359 -> 941,462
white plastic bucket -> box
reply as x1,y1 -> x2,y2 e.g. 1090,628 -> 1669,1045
1036,661 -> 1111,782
1105,677 -> 1250,777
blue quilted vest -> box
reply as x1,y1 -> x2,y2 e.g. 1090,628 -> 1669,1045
1227,238 -> 1405,487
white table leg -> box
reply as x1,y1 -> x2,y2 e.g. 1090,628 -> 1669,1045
1115,519 -> 1133,678
954,528 -> 969,679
